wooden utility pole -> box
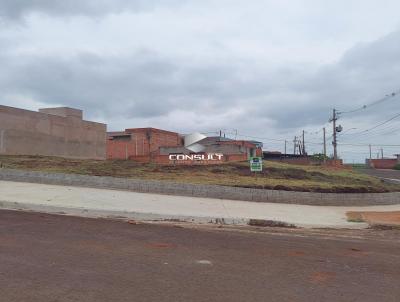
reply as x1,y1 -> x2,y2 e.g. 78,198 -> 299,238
369,144 -> 372,159
331,109 -> 338,160
293,136 -> 297,155
302,130 -> 306,156
323,127 -> 327,162
381,148 -> 384,159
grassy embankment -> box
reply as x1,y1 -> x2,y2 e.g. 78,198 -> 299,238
0,155 -> 399,193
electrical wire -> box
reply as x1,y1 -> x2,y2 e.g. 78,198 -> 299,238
338,89 -> 400,115
339,124 -> 400,143
338,111 -> 400,139
235,133 -> 288,142
338,143 -> 400,147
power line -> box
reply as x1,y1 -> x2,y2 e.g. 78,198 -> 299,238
338,143 -> 400,147
339,124 -> 400,143
235,133 -> 288,142
341,122 -> 400,138
342,111 -> 400,137
339,150 -> 371,154
338,89 -> 400,115
304,141 -> 324,145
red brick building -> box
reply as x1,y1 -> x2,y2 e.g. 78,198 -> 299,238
107,128 -> 262,164
107,128 -> 181,163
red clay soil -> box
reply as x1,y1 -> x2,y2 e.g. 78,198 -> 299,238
347,211 -> 400,226
2,210 -> 400,302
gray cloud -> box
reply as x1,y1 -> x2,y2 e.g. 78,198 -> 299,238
260,29 -> 400,130
0,50 -> 240,121
0,0 -> 185,20
0,29 -> 399,134
0,1 -> 399,162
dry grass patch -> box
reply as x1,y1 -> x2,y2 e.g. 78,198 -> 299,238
1,155 -> 399,193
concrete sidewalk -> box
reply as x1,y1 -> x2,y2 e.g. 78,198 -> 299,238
1,180 -> 400,228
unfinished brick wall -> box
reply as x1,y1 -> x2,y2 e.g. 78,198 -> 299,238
225,154 -> 248,162
107,128 -> 182,160
324,159 -> 344,167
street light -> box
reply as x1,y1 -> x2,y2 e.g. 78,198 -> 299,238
339,127 -> 357,135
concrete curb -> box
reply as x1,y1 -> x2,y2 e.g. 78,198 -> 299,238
0,200 -> 369,229
0,199 -> 251,226
0,168 -> 399,206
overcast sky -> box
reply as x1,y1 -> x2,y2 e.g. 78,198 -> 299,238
1,0 -> 400,162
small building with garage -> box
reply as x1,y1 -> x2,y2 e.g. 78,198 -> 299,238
107,128 -> 262,164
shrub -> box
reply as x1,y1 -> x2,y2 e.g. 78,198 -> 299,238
394,164 -> 400,170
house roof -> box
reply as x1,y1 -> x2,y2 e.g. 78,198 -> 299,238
125,127 -> 179,136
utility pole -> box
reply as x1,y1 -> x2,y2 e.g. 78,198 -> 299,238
323,127 -> 327,162
293,136 -> 297,155
302,130 -> 306,156
284,140 -> 287,155
369,144 -> 372,160
298,141 -> 303,155
381,148 -> 384,159
331,108 -> 338,160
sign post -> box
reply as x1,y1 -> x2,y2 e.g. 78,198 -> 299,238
250,157 -> 263,174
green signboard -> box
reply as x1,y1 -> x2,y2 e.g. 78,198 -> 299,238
250,157 -> 263,172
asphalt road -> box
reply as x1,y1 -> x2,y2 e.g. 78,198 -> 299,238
1,210 -> 400,302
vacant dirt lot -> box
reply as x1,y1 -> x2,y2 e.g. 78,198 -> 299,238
1,155 -> 399,193
347,211 -> 400,227
1,210 -> 400,302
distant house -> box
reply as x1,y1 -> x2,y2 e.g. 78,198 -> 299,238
107,128 -> 262,164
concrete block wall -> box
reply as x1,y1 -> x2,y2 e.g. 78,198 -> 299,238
0,168 -> 399,206
39,107 -> 83,119
0,105 -> 106,159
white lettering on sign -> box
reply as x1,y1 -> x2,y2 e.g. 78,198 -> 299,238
169,153 -> 224,161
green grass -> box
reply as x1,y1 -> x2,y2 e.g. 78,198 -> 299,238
0,155 -> 399,193
350,163 -> 367,169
